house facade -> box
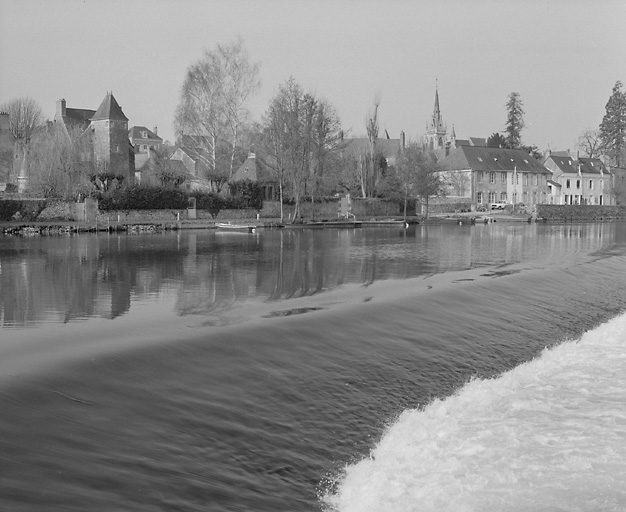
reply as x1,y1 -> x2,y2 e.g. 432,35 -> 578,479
231,152 -> 277,200
54,92 -> 135,184
542,151 -> 612,205
129,126 -> 162,153
438,145 -> 551,207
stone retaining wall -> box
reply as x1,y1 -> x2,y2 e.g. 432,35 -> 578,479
536,205 -> 626,221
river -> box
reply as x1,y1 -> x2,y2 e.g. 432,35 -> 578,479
1,221 -> 625,511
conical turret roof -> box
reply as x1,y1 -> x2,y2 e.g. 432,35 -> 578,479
90,92 -> 128,122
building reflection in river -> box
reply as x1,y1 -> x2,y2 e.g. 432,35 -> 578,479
0,222 -> 620,328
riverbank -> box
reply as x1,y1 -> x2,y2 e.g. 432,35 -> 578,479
2,208 -> 623,236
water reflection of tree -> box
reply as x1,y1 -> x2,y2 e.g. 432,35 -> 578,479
2,223 -> 622,327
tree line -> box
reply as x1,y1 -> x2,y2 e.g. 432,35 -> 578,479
2,39 -> 625,214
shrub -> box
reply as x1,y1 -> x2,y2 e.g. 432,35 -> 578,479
228,180 -> 264,209
0,200 -> 22,221
0,200 -> 47,221
190,192 -> 225,218
98,186 -> 188,210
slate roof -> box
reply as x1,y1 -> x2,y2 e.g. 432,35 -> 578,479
90,92 -> 129,122
439,146 -> 549,173
180,134 -> 211,148
468,137 -> 487,147
129,126 -> 162,142
545,155 -> 607,175
232,153 -> 275,183
172,146 -> 213,175
343,137 -> 402,159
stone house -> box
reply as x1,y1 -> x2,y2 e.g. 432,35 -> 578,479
342,132 -> 406,168
129,126 -> 162,153
542,151 -> 612,205
230,152 -> 277,200
169,145 -> 213,191
54,92 -> 135,185
437,145 -> 551,207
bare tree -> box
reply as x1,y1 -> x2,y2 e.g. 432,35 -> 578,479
0,97 -> 44,191
175,38 -> 260,180
261,77 -> 343,222
577,128 -> 601,158
219,39 -> 261,178
363,93 -> 381,197
395,143 -> 446,219
28,123 -> 93,198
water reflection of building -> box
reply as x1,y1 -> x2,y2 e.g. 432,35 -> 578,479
1,225 -> 622,328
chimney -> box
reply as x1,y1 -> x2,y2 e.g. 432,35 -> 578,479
400,131 -> 405,150
56,98 -> 66,118
153,126 -> 158,136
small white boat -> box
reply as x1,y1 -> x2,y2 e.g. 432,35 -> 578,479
216,223 -> 256,233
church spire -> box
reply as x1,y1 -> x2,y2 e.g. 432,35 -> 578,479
426,81 -> 447,150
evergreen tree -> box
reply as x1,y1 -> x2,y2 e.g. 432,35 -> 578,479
487,132 -> 507,148
599,81 -> 626,168
504,92 -> 525,149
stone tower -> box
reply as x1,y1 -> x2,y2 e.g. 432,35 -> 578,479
89,92 -> 131,179
425,85 -> 447,150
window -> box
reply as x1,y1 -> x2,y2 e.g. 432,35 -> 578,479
576,180 -> 581,189
511,172 -> 514,184
516,173 -> 520,185
489,191 -> 496,202
143,144 -> 147,150
490,172 -> 495,184
523,173 -> 528,186
500,192 -> 507,202
142,131 -> 148,138
533,174 -> 538,186
501,172 -> 506,183
566,179 -> 570,188
589,180 -> 593,189
477,172 -> 483,183
477,191 -> 484,203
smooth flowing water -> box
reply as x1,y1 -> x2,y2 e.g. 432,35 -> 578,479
1,221 -> 626,511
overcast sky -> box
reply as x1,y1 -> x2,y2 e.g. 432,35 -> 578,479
1,0 -> 625,151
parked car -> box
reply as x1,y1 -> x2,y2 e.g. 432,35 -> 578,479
490,202 -> 507,210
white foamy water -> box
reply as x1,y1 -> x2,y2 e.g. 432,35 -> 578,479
326,312 -> 626,512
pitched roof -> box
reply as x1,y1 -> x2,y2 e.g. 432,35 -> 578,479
468,137 -> 487,147
172,145 -> 213,175
545,155 -> 607,175
180,134 -> 211,148
129,126 -> 162,142
232,153 -> 274,182
439,146 -> 549,173
90,92 -> 129,122
343,137 -> 402,159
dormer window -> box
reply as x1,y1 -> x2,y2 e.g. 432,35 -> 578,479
142,131 -> 148,138
477,157 -> 483,162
